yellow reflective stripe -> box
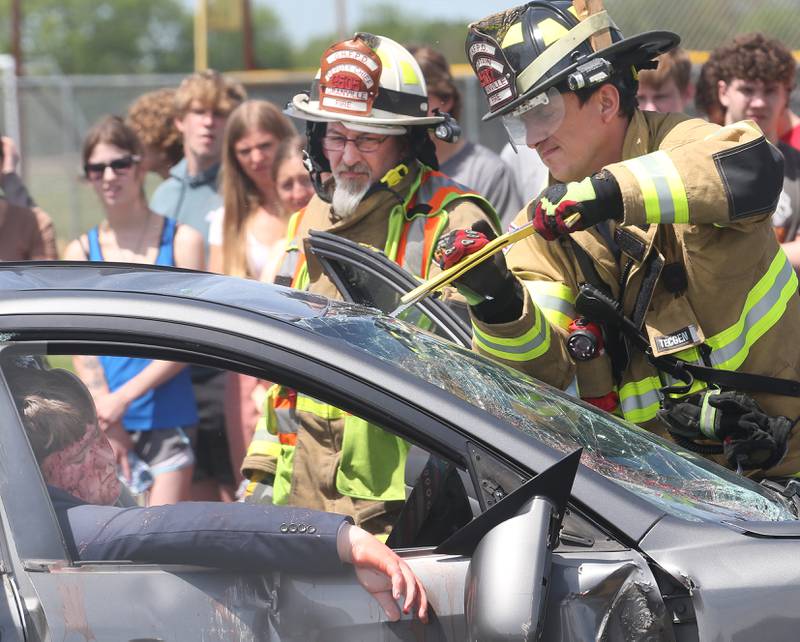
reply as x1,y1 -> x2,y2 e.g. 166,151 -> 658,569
472,304 -> 550,362
523,280 -> 576,330
296,394 -> 345,420
623,151 -> 689,224
246,439 -> 282,459
286,210 -> 303,248
705,250 -> 797,371
294,262 -> 309,290
619,376 -> 662,423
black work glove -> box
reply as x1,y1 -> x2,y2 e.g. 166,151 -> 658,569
529,170 -> 623,240
708,393 -> 792,472
659,390 -> 793,471
434,220 -> 523,323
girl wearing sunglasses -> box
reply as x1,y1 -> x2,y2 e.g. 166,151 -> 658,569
63,115 -> 205,506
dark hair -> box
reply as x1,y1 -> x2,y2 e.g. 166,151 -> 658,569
7,367 -> 97,464
82,115 -> 143,167
408,45 -> 462,120
573,64 -> 639,119
271,136 -> 305,184
712,33 -> 796,89
695,56 -> 725,125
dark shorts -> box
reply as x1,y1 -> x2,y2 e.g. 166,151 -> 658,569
130,426 -> 195,476
190,368 -> 235,485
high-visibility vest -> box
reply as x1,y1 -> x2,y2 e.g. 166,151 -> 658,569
244,164 -> 499,505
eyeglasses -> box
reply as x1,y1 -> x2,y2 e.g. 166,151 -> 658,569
321,134 -> 388,153
84,155 -> 140,180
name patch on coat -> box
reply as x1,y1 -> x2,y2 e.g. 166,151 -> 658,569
650,324 -> 704,357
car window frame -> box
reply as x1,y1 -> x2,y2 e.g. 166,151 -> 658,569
0,302 -> 671,545
306,229 -> 473,347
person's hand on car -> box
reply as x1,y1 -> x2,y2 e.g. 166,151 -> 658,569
337,522 -> 428,622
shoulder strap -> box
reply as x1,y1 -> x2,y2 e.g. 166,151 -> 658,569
86,226 -> 103,261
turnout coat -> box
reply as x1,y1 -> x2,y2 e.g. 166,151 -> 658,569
243,160 -> 499,531
471,110 -> 800,478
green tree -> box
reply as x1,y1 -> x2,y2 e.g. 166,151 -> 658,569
207,3 -> 292,71
293,3 -> 471,69
10,0 -> 194,74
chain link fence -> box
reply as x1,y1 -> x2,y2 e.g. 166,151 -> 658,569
2,1 -> 799,247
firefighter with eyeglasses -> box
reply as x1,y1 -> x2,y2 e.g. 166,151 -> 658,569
437,0 -> 800,484
241,33 -> 500,534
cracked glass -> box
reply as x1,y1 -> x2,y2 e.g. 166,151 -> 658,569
300,310 -> 796,523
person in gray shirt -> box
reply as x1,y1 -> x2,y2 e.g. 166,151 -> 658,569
149,70 -> 246,244
410,46 -> 523,229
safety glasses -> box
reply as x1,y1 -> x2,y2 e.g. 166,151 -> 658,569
84,155 -> 140,180
501,87 -> 566,148
321,134 -> 388,153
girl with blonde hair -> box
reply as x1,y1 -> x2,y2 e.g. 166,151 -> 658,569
207,100 -> 296,493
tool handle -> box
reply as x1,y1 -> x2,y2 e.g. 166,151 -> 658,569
392,213 -> 580,315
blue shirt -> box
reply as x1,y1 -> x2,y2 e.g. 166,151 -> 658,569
149,158 -> 221,243
88,218 -> 198,431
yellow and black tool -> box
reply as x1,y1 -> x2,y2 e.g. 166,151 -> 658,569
390,214 -> 579,317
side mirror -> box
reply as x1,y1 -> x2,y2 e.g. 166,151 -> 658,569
436,449 -> 581,642
465,495 -> 559,641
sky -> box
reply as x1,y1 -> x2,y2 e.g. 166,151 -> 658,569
270,0 -> 515,47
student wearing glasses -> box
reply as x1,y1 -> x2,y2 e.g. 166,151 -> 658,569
63,115 -> 204,506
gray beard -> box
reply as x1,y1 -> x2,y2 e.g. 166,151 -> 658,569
331,177 -> 371,221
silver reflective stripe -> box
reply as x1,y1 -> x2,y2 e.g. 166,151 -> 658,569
530,293 -> 576,319
708,255 -> 795,368
627,153 -> 680,224
473,307 -> 548,356
620,387 -> 662,416
402,216 -> 427,278
276,250 -> 299,283
274,407 -> 298,435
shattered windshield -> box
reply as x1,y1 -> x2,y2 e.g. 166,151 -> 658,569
299,310 -> 795,523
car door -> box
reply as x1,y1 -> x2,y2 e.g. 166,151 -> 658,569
0,299 -> 676,641
305,230 -> 472,347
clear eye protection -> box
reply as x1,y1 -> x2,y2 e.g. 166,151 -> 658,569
501,87 -> 566,149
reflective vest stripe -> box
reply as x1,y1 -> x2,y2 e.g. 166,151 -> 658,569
421,215 -> 446,279
296,394 -> 346,419
523,281 -> 576,330
472,304 -> 551,362
619,375 -> 662,423
705,250 -> 798,371
623,151 -> 689,225
276,209 -> 307,285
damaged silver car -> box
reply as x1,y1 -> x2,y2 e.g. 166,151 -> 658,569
0,261 -> 798,641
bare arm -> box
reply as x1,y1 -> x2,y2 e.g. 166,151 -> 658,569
172,222 -> 205,271
208,242 -> 224,274
93,360 -> 188,427
63,237 -> 89,261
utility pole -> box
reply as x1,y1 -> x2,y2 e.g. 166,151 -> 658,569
194,0 -> 209,71
242,0 -> 256,70
11,0 -> 22,76
335,0 -> 348,41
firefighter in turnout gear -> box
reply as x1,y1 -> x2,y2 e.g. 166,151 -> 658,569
438,1 -> 800,478
241,33 -> 500,533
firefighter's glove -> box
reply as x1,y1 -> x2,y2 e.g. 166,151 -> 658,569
708,393 -> 792,472
434,220 -> 523,323
530,170 -> 623,241
659,391 -> 792,471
